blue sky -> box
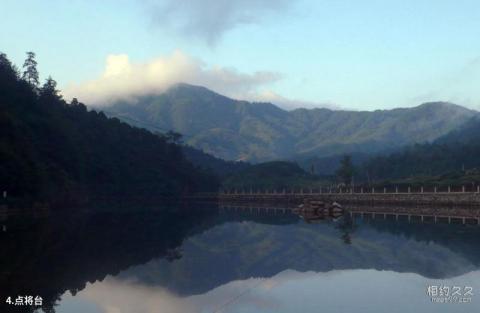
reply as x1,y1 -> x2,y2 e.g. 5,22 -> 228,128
1,0 -> 480,110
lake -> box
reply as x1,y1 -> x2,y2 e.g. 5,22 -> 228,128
1,204 -> 479,313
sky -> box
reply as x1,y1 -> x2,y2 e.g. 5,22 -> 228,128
1,0 -> 480,111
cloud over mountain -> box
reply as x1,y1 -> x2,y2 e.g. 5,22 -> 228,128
63,50 -> 281,106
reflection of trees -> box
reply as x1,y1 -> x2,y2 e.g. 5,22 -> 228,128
335,212 -> 356,245
337,214 -> 353,245
3,205 -> 479,312
0,205 -> 301,313
292,207 -> 355,245
0,206 -> 218,313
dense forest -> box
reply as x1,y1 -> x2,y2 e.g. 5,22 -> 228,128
101,111 -> 251,178
0,52 -> 218,207
359,116 -> 480,185
182,144 -> 250,178
222,161 -> 329,190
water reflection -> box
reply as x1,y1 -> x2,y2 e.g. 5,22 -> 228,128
0,204 -> 479,313
115,208 -> 478,296
58,270 -> 480,313
0,206 -> 219,313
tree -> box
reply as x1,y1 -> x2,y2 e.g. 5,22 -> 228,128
336,155 -> 355,186
40,76 -> 61,99
0,52 -> 18,80
22,51 -> 39,88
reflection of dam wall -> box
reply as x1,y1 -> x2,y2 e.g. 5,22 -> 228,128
219,205 -> 296,218
219,203 -> 480,224
349,210 -> 480,225
215,191 -> 480,207
347,203 -> 480,218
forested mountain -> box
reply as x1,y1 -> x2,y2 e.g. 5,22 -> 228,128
295,152 -> 373,176
360,116 -> 480,183
222,161 -> 328,190
182,145 -> 249,178
105,83 -> 477,162
0,53 -> 217,206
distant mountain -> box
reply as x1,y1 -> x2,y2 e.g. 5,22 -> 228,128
105,83 -> 477,162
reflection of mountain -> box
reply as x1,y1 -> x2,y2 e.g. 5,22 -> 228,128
118,211 -> 480,296
366,218 -> 480,266
0,206 -> 218,313
71,269 -> 480,313
2,206 -> 479,312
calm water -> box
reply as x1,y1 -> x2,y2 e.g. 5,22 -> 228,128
1,204 -> 479,313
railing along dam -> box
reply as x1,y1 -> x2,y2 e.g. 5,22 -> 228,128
192,186 -> 480,207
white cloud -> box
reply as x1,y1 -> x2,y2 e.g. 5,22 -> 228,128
62,50 -> 281,106
145,0 -> 291,45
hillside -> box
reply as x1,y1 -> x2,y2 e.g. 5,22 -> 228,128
360,116 -> 480,183
182,145 -> 250,178
105,83 -> 477,162
0,53 -> 217,206
222,161 -> 328,190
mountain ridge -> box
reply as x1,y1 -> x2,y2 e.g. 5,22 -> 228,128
105,84 -> 478,162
